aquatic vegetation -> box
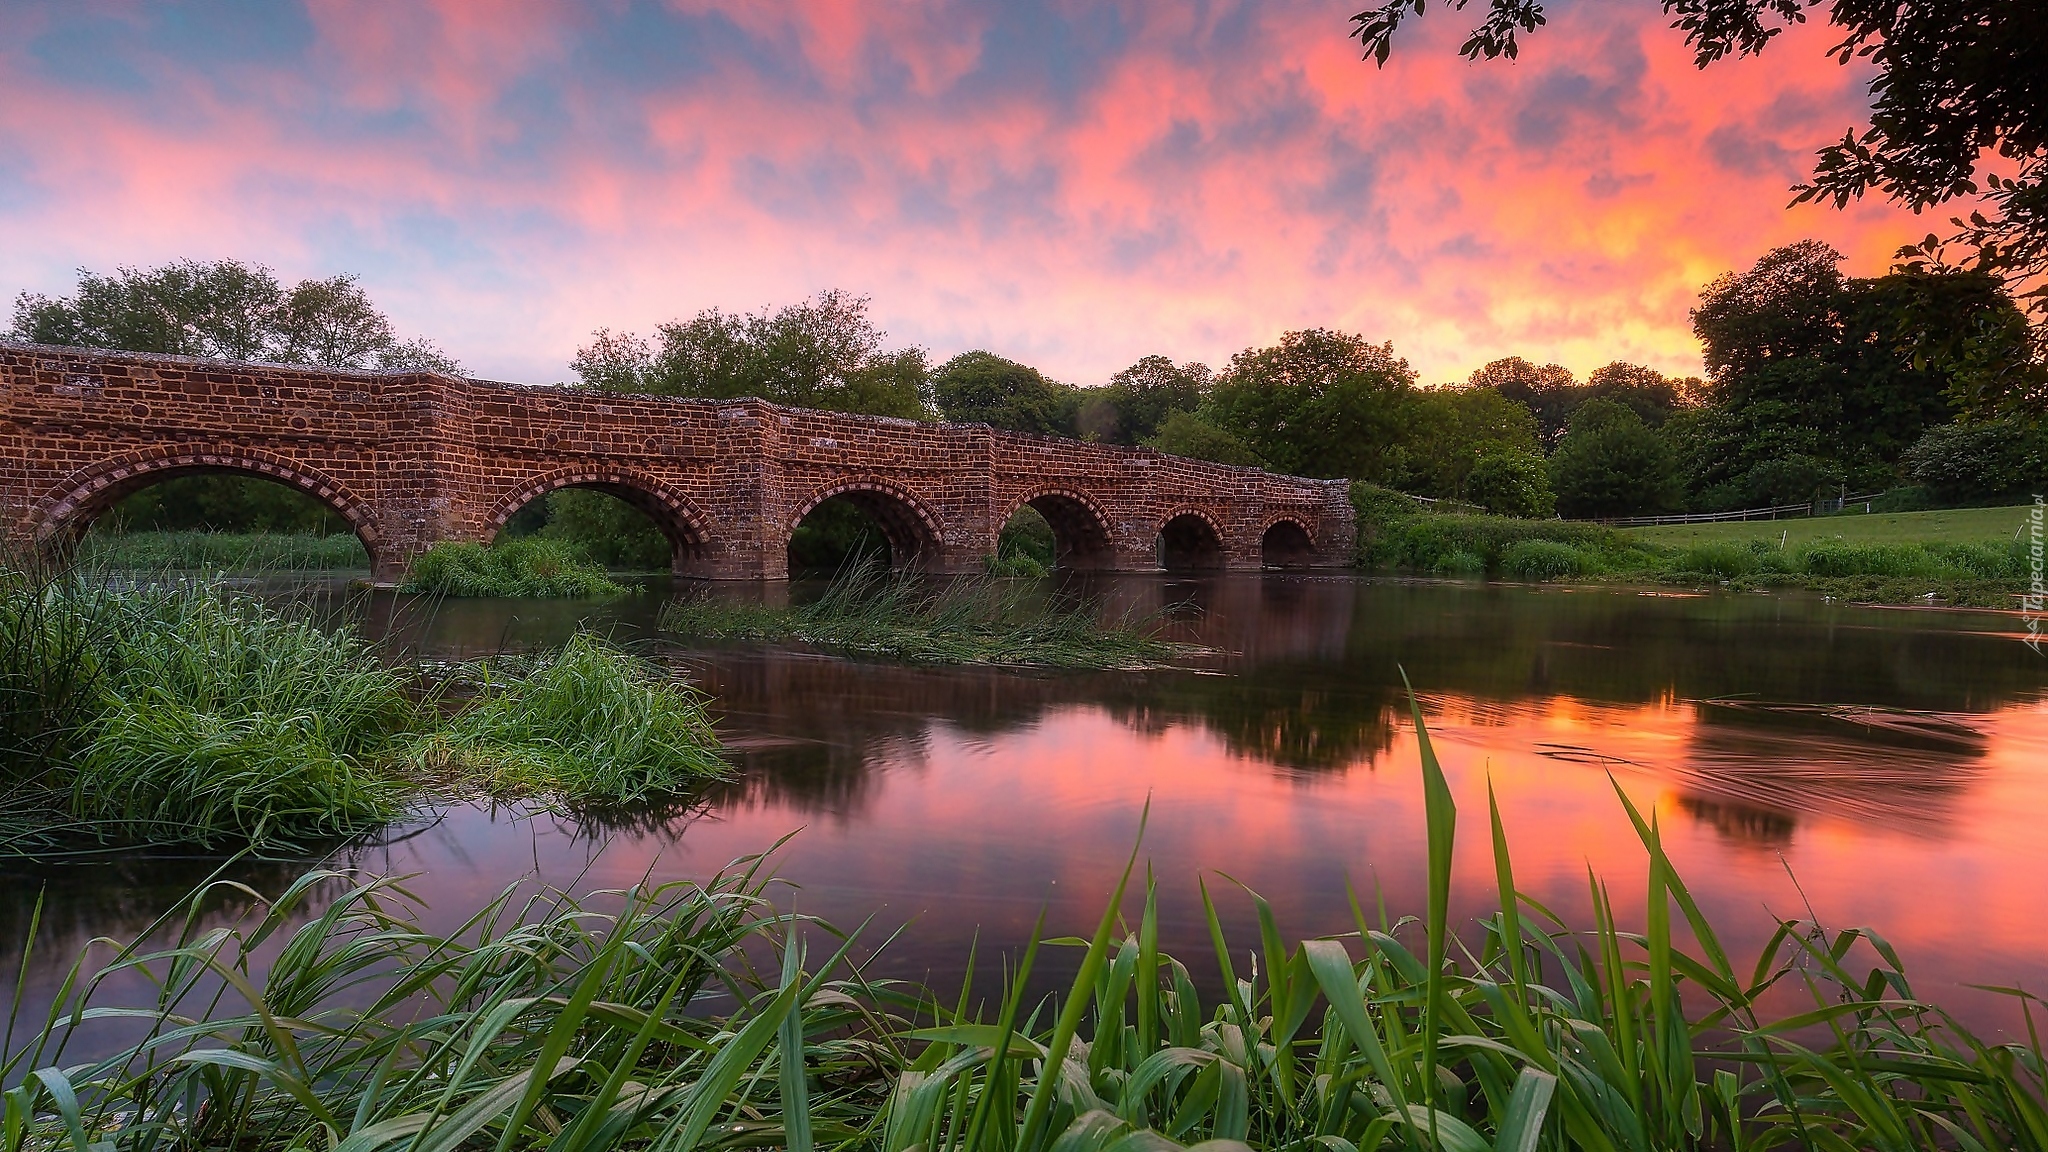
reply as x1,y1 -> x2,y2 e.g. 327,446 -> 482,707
76,529 -> 370,571
401,538 -> 628,598
8,705 -> 2046,1151
662,565 -> 1181,669
1498,538 -> 1592,581
0,573 -> 722,854
410,634 -> 727,805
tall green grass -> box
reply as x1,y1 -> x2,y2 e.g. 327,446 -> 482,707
9,703 -> 2044,1150
401,539 -> 628,598
663,564 -> 1181,669
408,634 -> 727,805
77,530 -> 370,571
0,572 -> 723,854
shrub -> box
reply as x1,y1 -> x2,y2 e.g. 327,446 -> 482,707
1365,513 -> 1658,576
401,539 -> 626,598
1464,449 -> 1556,518
416,635 -> 725,805
1676,542 -> 1759,579
1903,419 -> 2048,503
1548,398 -> 1684,518
1796,541 -> 1940,578
1930,540 -> 2025,579
1498,539 -> 1591,581
1430,549 -> 1487,577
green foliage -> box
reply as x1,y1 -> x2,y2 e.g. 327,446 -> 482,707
413,635 -> 726,805
402,539 -> 628,598
40,584 -> 415,852
1902,419 -> 2048,503
1675,542 -> 1761,579
788,499 -> 892,573
1365,512 -> 1658,576
1083,354 -> 1210,444
98,474 -> 353,534
1498,538 -> 1591,581
1405,385 -> 1545,499
997,504 -> 1057,570
16,711 -> 2048,1152
663,565 -> 1177,668
932,350 -> 1080,436
532,488 -> 674,570
1141,409 -> 1265,466
1464,448 -> 1555,517
1549,398 -> 1685,518
0,566 -> 111,776
572,290 -> 932,419
1204,328 -> 1419,481
78,530 -> 369,571
9,258 -> 460,371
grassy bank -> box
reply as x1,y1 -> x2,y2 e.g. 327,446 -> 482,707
0,569 -> 722,855
663,566 -> 1182,668
1355,485 -> 2039,606
77,529 -> 370,570
1624,502 -> 2039,549
401,538 -> 628,597
8,707 -> 2043,1151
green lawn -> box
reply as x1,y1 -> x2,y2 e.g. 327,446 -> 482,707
1624,503 -> 2039,549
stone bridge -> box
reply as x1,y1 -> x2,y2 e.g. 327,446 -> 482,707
0,341 -> 1355,582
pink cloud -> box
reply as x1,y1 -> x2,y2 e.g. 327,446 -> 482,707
0,0 -> 1927,386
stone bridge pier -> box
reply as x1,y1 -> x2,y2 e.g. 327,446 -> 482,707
1,342 -> 1355,582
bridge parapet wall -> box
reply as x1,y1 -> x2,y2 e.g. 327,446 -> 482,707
1,342 -> 1355,580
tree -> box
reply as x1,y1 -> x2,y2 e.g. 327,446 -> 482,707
1466,448 -> 1556,518
1584,361 -> 1693,427
10,259 -> 462,373
1081,355 -> 1211,445
1406,384 -> 1543,499
1205,328 -> 1420,481
571,290 -> 931,420
1548,398 -> 1684,518
931,351 -> 1079,436
1468,357 -> 1578,450
1143,410 -> 1265,467
1350,0 -> 2048,345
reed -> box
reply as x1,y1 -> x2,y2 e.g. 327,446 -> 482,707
8,703 -> 2043,1151
401,539 -> 628,598
662,563 -> 1180,669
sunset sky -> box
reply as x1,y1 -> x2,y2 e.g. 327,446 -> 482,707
0,0 -> 1932,387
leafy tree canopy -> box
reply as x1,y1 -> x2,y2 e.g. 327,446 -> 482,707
1205,328 -> 1419,480
1143,410 -> 1265,468
931,350 -> 1079,437
1081,355 -> 1211,445
572,290 -> 931,420
1350,0 -> 2048,339
10,259 -> 460,373
1468,357 -> 1578,450
1548,397 -> 1686,518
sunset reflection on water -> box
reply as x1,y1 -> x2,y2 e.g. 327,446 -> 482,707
7,575 -> 2047,1044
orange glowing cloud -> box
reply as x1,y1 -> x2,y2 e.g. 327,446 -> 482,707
0,0 -> 1928,385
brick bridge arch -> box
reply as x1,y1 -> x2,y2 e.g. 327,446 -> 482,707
1,342 -> 1355,581
27,443 -> 384,562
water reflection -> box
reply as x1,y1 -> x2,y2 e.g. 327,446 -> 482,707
6,575 -> 2047,1047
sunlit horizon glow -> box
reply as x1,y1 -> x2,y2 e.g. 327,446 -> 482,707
0,1 -> 1929,387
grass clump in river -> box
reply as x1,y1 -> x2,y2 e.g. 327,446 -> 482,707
401,538 -> 628,598
408,634 -> 726,805
0,567 -> 721,854
662,564 -> 1180,668
9,705 -> 2046,1151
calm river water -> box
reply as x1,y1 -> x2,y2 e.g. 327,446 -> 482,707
7,574 -> 2048,1045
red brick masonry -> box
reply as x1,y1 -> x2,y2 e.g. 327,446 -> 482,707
1,342 -> 1355,582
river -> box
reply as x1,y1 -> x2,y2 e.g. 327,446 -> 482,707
6,573 -> 2047,1050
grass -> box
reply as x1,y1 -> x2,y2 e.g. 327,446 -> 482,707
401,539 -> 628,598
1624,502 -> 2039,549
1356,485 -> 2041,605
407,634 -> 727,805
8,704 -> 2045,1151
662,564 -> 1182,669
0,568 -> 723,855
77,529 -> 371,570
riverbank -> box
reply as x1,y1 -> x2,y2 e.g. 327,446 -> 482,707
0,570 -> 724,855
6,713 -> 2041,1152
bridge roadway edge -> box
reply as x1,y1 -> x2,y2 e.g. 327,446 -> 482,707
0,341 -> 1356,582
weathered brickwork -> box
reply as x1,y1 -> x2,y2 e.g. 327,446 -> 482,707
0,342 -> 1355,582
